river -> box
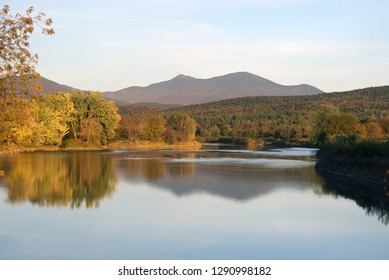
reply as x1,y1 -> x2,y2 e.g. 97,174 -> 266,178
0,144 -> 388,259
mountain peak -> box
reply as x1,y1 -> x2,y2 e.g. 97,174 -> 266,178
172,74 -> 194,80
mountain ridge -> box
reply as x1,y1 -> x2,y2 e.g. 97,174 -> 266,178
38,76 -> 77,93
102,72 -> 323,105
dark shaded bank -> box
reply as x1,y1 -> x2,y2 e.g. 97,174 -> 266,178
203,136 -> 314,148
315,140 -> 389,186
318,173 -> 389,225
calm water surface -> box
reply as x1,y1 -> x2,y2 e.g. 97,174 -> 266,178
0,145 -> 388,259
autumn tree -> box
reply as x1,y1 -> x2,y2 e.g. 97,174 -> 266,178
0,5 -> 53,148
0,5 -> 54,96
32,93 -> 74,145
69,90 -> 88,139
311,104 -> 341,145
118,115 -> 146,141
0,96 -> 36,145
144,115 -> 166,142
365,122 -> 384,140
312,104 -> 359,146
166,112 -> 197,142
79,118 -> 104,144
69,91 -> 121,145
323,113 -> 358,137
379,118 -> 389,135
86,92 -> 121,144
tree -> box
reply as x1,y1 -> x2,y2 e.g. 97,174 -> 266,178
0,5 -> 53,147
323,113 -> 358,137
69,91 -> 121,144
0,96 -> 36,146
69,90 -> 88,139
379,118 -> 389,135
32,93 -> 74,145
79,118 -> 104,144
85,92 -> 121,144
311,104 -> 340,145
365,122 -> 384,140
166,112 -> 197,142
118,115 -> 146,141
144,115 -> 166,142
0,5 -> 54,97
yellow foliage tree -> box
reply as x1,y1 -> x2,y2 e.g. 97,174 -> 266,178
0,5 -> 54,97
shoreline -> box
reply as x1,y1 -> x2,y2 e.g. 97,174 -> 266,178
0,140 -> 202,155
315,164 -> 385,187
315,155 -> 388,188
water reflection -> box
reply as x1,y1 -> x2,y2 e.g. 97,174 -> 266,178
119,158 -> 321,200
1,147 -> 388,227
317,173 -> 389,226
0,152 -> 117,208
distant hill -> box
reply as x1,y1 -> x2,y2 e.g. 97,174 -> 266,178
172,86 -> 389,119
168,86 -> 389,140
103,72 -> 323,106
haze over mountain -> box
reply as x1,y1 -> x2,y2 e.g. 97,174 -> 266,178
102,72 -> 323,106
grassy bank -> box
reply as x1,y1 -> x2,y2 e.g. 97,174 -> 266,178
107,140 -> 202,150
316,138 -> 389,186
0,140 -> 202,155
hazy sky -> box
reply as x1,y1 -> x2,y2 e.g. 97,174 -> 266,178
8,0 -> 389,92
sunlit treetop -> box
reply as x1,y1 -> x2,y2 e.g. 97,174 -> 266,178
0,5 -> 54,97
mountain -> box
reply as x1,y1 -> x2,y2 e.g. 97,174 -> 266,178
103,72 -> 323,106
38,76 -> 77,93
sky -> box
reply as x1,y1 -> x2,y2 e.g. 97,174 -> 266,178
6,0 -> 389,92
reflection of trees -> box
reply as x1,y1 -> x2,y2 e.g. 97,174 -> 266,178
118,153 -> 321,201
317,173 -> 389,226
119,153 -> 195,183
1,152 -> 117,208
120,159 -> 165,182
168,153 -> 196,179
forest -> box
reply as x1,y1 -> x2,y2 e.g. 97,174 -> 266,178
165,86 -> 389,144
2,86 -> 387,152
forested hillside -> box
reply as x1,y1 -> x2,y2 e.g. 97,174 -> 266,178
168,86 -> 389,142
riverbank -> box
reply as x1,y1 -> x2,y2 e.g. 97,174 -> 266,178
107,140 -> 202,150
315,140 -> 389,186
201,136 -> 314,148
0,140 -> 202,155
